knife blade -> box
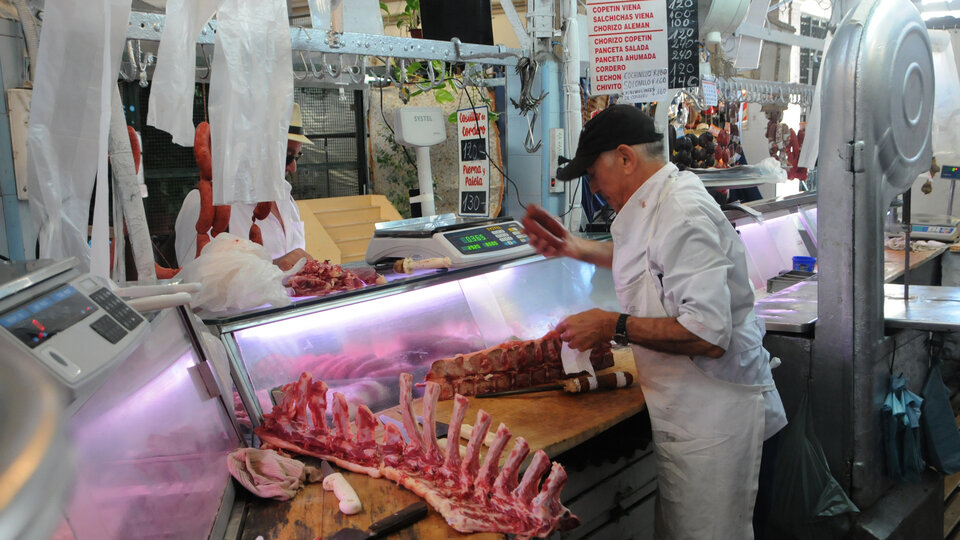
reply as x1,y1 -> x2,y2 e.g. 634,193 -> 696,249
416,415 -> 449,439
378,415 -> 412,443
327,501 -> 429,540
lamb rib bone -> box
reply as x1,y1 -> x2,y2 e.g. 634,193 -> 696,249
254,371 -> 579,538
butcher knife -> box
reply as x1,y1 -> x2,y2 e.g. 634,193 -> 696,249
476,371 -> 634,398
327,501 -> 429,540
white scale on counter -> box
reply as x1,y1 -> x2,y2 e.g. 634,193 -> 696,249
365,213 -> 536,268
910,213 -> 960,243
0,257 -> 149,408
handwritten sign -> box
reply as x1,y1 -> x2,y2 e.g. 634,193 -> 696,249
667,0 -> 699,89
457,106 -> 490,217
587,0 -> 668,102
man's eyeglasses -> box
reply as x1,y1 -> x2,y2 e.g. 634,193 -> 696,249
285,152 -> 303,165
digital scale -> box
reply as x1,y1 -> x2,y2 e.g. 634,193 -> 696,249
0,257 -> 149,409
364,213 -> 536,268
909,213 -> 960,243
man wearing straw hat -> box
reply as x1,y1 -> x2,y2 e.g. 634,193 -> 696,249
175,103 -> 314,270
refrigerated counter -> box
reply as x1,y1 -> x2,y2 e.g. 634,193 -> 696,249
203,254 -> 662,538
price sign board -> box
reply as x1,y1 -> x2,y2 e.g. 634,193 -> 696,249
587,0 -> 668,102
667,0 -> 699,88
457,106 -> 490,217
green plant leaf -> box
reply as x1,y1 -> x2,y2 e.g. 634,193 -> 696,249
448,112 -> 457,124
434,88 -> 455,104
380,2 -> 389,14
407,61 -> 423,73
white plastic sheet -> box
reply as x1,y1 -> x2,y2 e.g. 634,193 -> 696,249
930,30 -> 960,163
308,0 -> 384,35
26,0 -> 131,275
146,0 -> 222,147
209,0 -> 293,205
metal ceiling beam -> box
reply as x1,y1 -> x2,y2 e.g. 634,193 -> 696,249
126,11 -> 526,66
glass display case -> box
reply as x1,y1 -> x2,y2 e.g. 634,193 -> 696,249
54,308 -> 241,540
206,255 -> 620,427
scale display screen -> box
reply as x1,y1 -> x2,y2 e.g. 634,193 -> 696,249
0,285 -> 98,348
443,224 -> 528,255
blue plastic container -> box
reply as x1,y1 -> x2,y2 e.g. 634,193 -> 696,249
793,256 -> 816,272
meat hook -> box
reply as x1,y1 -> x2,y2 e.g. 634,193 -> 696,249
523,109 -> 542,153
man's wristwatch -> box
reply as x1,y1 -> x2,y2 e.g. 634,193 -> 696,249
613,313 -> 630,345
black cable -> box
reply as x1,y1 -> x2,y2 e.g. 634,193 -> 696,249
557,178 -> 581,218
461,86 -> 528,210
378,83 -> 418,170
0,253 -> 10,262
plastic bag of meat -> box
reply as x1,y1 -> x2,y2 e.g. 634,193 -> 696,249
179,233 -> 305,312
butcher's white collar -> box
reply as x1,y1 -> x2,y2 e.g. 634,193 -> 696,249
612,162 -> 678,224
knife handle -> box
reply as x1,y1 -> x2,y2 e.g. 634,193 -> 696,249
368,501 -> 429,538
563,371 -> 634,393
322,472 -> 362,515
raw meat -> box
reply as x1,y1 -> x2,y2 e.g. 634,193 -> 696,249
287,260 -> 381,297
255,372 -> 579,538
424,330 -> 614,399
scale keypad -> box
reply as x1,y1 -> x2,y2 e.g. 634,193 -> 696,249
89,288 -> 143,331
90,314 -> 127,344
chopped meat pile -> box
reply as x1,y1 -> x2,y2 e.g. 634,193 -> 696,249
424,330 -> 614,399
287,260 -> 378,297
255,372 -> 579,538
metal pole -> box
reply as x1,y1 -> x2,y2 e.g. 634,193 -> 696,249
902,190 -> 911,301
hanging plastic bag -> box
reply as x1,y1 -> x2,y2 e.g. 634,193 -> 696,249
146,0 -> 222,146
768,392 -> 859,539
26,0 -> 132,273
929,30 -> 960,164
881,374 -> 925,482
921,356 -> 960,474
208,0 -> 293,205
178,233 -> 304,312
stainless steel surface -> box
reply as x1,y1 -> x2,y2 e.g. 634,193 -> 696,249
0,257 -> 76,303
815,0 -> 933,508
722,192 -> 817,223
0,337 -> 71,540
755,280 -> 818,333
883,284 -> 960,331
758,280 -> 960,333
126,12 -> 523,65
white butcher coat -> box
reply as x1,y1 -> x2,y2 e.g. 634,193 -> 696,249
174,179 -> 306,266
611,162 -> 787,539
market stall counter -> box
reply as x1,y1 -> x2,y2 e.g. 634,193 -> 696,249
203,254 -> 656,539
240,350 -> 647,539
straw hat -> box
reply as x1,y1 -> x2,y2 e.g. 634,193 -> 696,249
288,103 -> 313,145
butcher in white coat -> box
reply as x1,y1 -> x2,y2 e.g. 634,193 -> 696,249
523,105 -> 787,540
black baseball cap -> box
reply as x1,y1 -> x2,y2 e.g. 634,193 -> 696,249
557,105 -> 663,181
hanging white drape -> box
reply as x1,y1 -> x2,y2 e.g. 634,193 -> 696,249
209,0 -> 293,205
27,0 -> 132,277
147,0 -> 222,147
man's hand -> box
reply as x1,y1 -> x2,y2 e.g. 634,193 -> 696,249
522,204 -> 582,259
556,309 -> 619,351
273,248 -> 313,271
522,204 -> 614,268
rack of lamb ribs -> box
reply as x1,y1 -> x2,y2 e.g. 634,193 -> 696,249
255,371 -> 579,538
424,330 -> 614,399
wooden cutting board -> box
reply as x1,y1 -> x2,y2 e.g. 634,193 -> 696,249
242,348 -> 644,539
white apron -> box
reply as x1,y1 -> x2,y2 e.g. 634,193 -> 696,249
616,175 -> 772,540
